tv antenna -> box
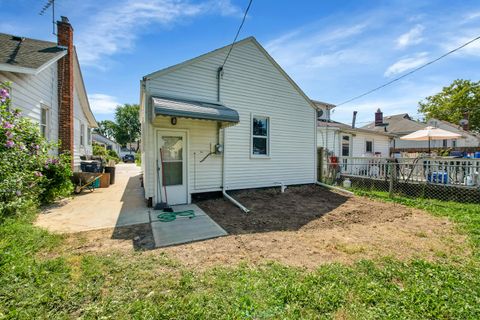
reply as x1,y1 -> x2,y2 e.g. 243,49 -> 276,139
39,0 -> 56,35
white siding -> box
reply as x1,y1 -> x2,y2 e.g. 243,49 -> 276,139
0,65 -> 59,152
142,40 -> 316,200
317,128 -> 391,157
351,132 -> 391,157
73,88 -> 92,170
317,128 -> 341,156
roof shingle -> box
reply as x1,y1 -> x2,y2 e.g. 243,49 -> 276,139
0,33 -> 66,73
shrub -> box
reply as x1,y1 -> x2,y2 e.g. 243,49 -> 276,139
0,82 -> 72,218
93,142 -> 120,164
39,153 -> 74,203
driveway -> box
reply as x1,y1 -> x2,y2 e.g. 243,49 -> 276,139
36,163 -> 151,233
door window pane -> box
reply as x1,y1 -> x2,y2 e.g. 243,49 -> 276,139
163,162 -> 182,186
161,136 -> 183,160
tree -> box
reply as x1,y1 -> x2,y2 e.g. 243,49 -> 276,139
418,79 -> 480,132
114,104 -> 140,151
94,120 -> 117,139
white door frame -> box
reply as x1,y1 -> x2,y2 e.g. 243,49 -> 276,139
155,128 -> 189,205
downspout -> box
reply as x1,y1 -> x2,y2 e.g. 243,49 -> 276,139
217,65 -> 249,213
316,181 -> 354,196
221,125 -> 250,213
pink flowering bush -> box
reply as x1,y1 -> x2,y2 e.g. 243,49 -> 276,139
0,82 -> 72,217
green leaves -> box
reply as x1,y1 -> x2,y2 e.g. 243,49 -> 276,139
418,79 -> 480,131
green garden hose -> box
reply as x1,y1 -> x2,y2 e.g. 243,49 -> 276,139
157,210 -> 195,222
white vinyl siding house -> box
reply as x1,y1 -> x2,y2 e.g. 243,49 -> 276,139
141,37 -> 317,206
0,64 -> 60,150
0,29 -> 97,170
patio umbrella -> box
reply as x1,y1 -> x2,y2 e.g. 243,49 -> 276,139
400,126 -> 462,153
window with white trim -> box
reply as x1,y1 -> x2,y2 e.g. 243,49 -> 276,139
252,116 -> 269,156
80,123 -> 85,146
365,140 -> 373,153
40,105 -> 49,139
87,127 -> 91,145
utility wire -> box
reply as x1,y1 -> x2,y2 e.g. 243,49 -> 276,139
336,34 -> 480,106
221,0 -> 253,68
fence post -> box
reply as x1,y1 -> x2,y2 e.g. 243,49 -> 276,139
389,159 -> 395,198
317,147 -> 323,182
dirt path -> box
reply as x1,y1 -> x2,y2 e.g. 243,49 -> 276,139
56,185 -> 469,269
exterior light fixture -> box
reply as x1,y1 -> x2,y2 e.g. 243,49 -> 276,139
171,117 -> 177,125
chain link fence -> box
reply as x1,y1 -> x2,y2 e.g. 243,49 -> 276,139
320,156 -> 480,203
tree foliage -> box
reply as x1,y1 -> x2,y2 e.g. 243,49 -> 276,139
94,120 -> 117,139
418,79 -> 480,132
114,104 -> 140,149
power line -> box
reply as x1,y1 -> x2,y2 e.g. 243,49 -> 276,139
336,34 -> 480,106
221,0 -> 253,68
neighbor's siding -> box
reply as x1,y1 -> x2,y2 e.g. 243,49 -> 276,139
143,40 -> 316,199
73,87 -> 92,170
0,65 -> 59,152
317,128 -> 391,157
351,132 -> 390,157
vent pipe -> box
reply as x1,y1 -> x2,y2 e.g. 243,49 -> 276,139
352,111 -> 357,128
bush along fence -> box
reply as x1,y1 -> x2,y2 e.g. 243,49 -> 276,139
0,82 -> 73,218
320,155 -> 480,203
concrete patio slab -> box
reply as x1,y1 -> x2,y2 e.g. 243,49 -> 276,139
151,204 -> 227,247
149,204 -> 207,222
35,164 -> 150,233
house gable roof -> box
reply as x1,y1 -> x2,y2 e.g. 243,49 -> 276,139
143,36 -> 317,110
0,33 -> 67,74
73,48 -> 97,128
318,119 -> 395,137
362,113 -> 426,135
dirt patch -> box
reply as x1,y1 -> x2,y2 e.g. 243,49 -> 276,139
57,185 -> 469,269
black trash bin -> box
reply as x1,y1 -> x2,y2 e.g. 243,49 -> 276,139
81,160 -> 102,173
104,166 -> 115,184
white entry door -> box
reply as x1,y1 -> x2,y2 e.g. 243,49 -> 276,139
157,131 -> 187,205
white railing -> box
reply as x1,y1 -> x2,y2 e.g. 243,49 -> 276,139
326,156 -> 480,188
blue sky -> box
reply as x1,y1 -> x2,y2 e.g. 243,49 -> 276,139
2,0 -> 480,126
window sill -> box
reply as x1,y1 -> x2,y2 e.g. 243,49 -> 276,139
250,154 -> 271,159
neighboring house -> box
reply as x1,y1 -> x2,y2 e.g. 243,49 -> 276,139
92,133 -> 121,155
426,118 -> 480,148
314,101 -> 393,158
363,110 -> 480,150
0,16 -> 97,170
140,37 -> 318,206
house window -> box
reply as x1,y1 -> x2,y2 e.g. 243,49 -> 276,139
80,123 -> 85,146
341,135 -> 350,157
252,116 -> 269,156
442,139 -> 447,148
40,105 -> 49,138
452,140 -> 457,148
87,127 -> 91,145
365,140 -> 373,153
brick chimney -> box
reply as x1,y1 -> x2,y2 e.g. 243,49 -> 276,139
57,16 -> 74,168
374,108 -> 383,126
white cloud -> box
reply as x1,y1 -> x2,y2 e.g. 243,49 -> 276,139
384,52 -> 429,77
265,23 -> 370,70
76,0 -> 240,65
396,24 -> 424,48
89,93 -> 121,114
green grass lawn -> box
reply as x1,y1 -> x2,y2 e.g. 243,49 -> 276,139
1,194 -> 480,319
